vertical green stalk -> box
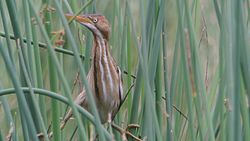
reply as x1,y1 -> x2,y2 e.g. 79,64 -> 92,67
220,1 -> 235,141
4,0 -> 43,139
0,85 -> 16,140
126,8 -> 141,127
126,6 -> 132,98
163,20 -> 173,141
0,130 -> 3,141
148,0 -> 165,86
43,0 -> 60,140
155,46 -> 163,130
0,42 -> 39,141
23,0 -> 43,132
16,34 -> 50,141
0,0 -> 14,63
120,3 -> 131,120
30,13 -> 47,126
23,0 -> 36,84
139,0 -> 163,140
139,0 -> 152,139
129,3 -> 143,122
176,0 -> 195,140
237,0 -> 250,114
170,31 -> 180,141
184,0 -> 215,140
0,3 -> 16,138
240,78 -> 250,141
193,0 -> 201,34
19,111 -> 29,140
232,0 -> 242,140
213,0 -> 222,27
212,1 -> 226,141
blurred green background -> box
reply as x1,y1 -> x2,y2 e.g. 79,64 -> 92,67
0,0 -> 250,141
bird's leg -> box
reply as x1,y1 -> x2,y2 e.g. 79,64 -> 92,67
40,111 -> 73,140
60,109 -> 73,130
36,122 -> 53,139
60,72 -> 82,130
60,121 -> 66,130
108,113 -> 114,136
111,123 -> 142,141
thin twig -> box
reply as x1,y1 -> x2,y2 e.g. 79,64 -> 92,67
0,32 -> 85,59
123,71 -> 136,80
199,12 -> 209,92
6,123 -> 14,141
70,126 -> 78,141
67,0 -> 94,24
113,82 -> 135,120
162,97 -> 188,120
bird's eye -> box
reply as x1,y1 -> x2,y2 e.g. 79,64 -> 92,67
93,18 -> 98,23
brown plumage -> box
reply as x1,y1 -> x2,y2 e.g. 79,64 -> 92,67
60,14 -> 123,129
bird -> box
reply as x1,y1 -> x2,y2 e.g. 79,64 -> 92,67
60,14 -> 123,129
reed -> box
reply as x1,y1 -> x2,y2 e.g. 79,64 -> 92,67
0,0 -> 249,140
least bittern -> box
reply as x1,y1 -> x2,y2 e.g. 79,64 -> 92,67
60,14 -> 123,129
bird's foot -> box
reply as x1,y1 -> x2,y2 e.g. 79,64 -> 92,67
60,120 -> 66,130
125,124 -> 140,131
111,123 -> 142,141
36,132 -> 53,140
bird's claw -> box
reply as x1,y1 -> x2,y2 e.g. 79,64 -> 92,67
125,124 -> 140,131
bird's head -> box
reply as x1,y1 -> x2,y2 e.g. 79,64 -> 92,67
65,14 -> 110,40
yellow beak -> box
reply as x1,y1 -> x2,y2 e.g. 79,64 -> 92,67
65,14 -> 92,24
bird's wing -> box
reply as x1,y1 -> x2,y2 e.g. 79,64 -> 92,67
60,90 -> 87,129
60,69 -> 94,129
112,65 -> 123,119
74,89 -> 87,105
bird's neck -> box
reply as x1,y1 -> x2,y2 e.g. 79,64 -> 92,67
92,35 -> 117,100
92,36 -> 110,60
